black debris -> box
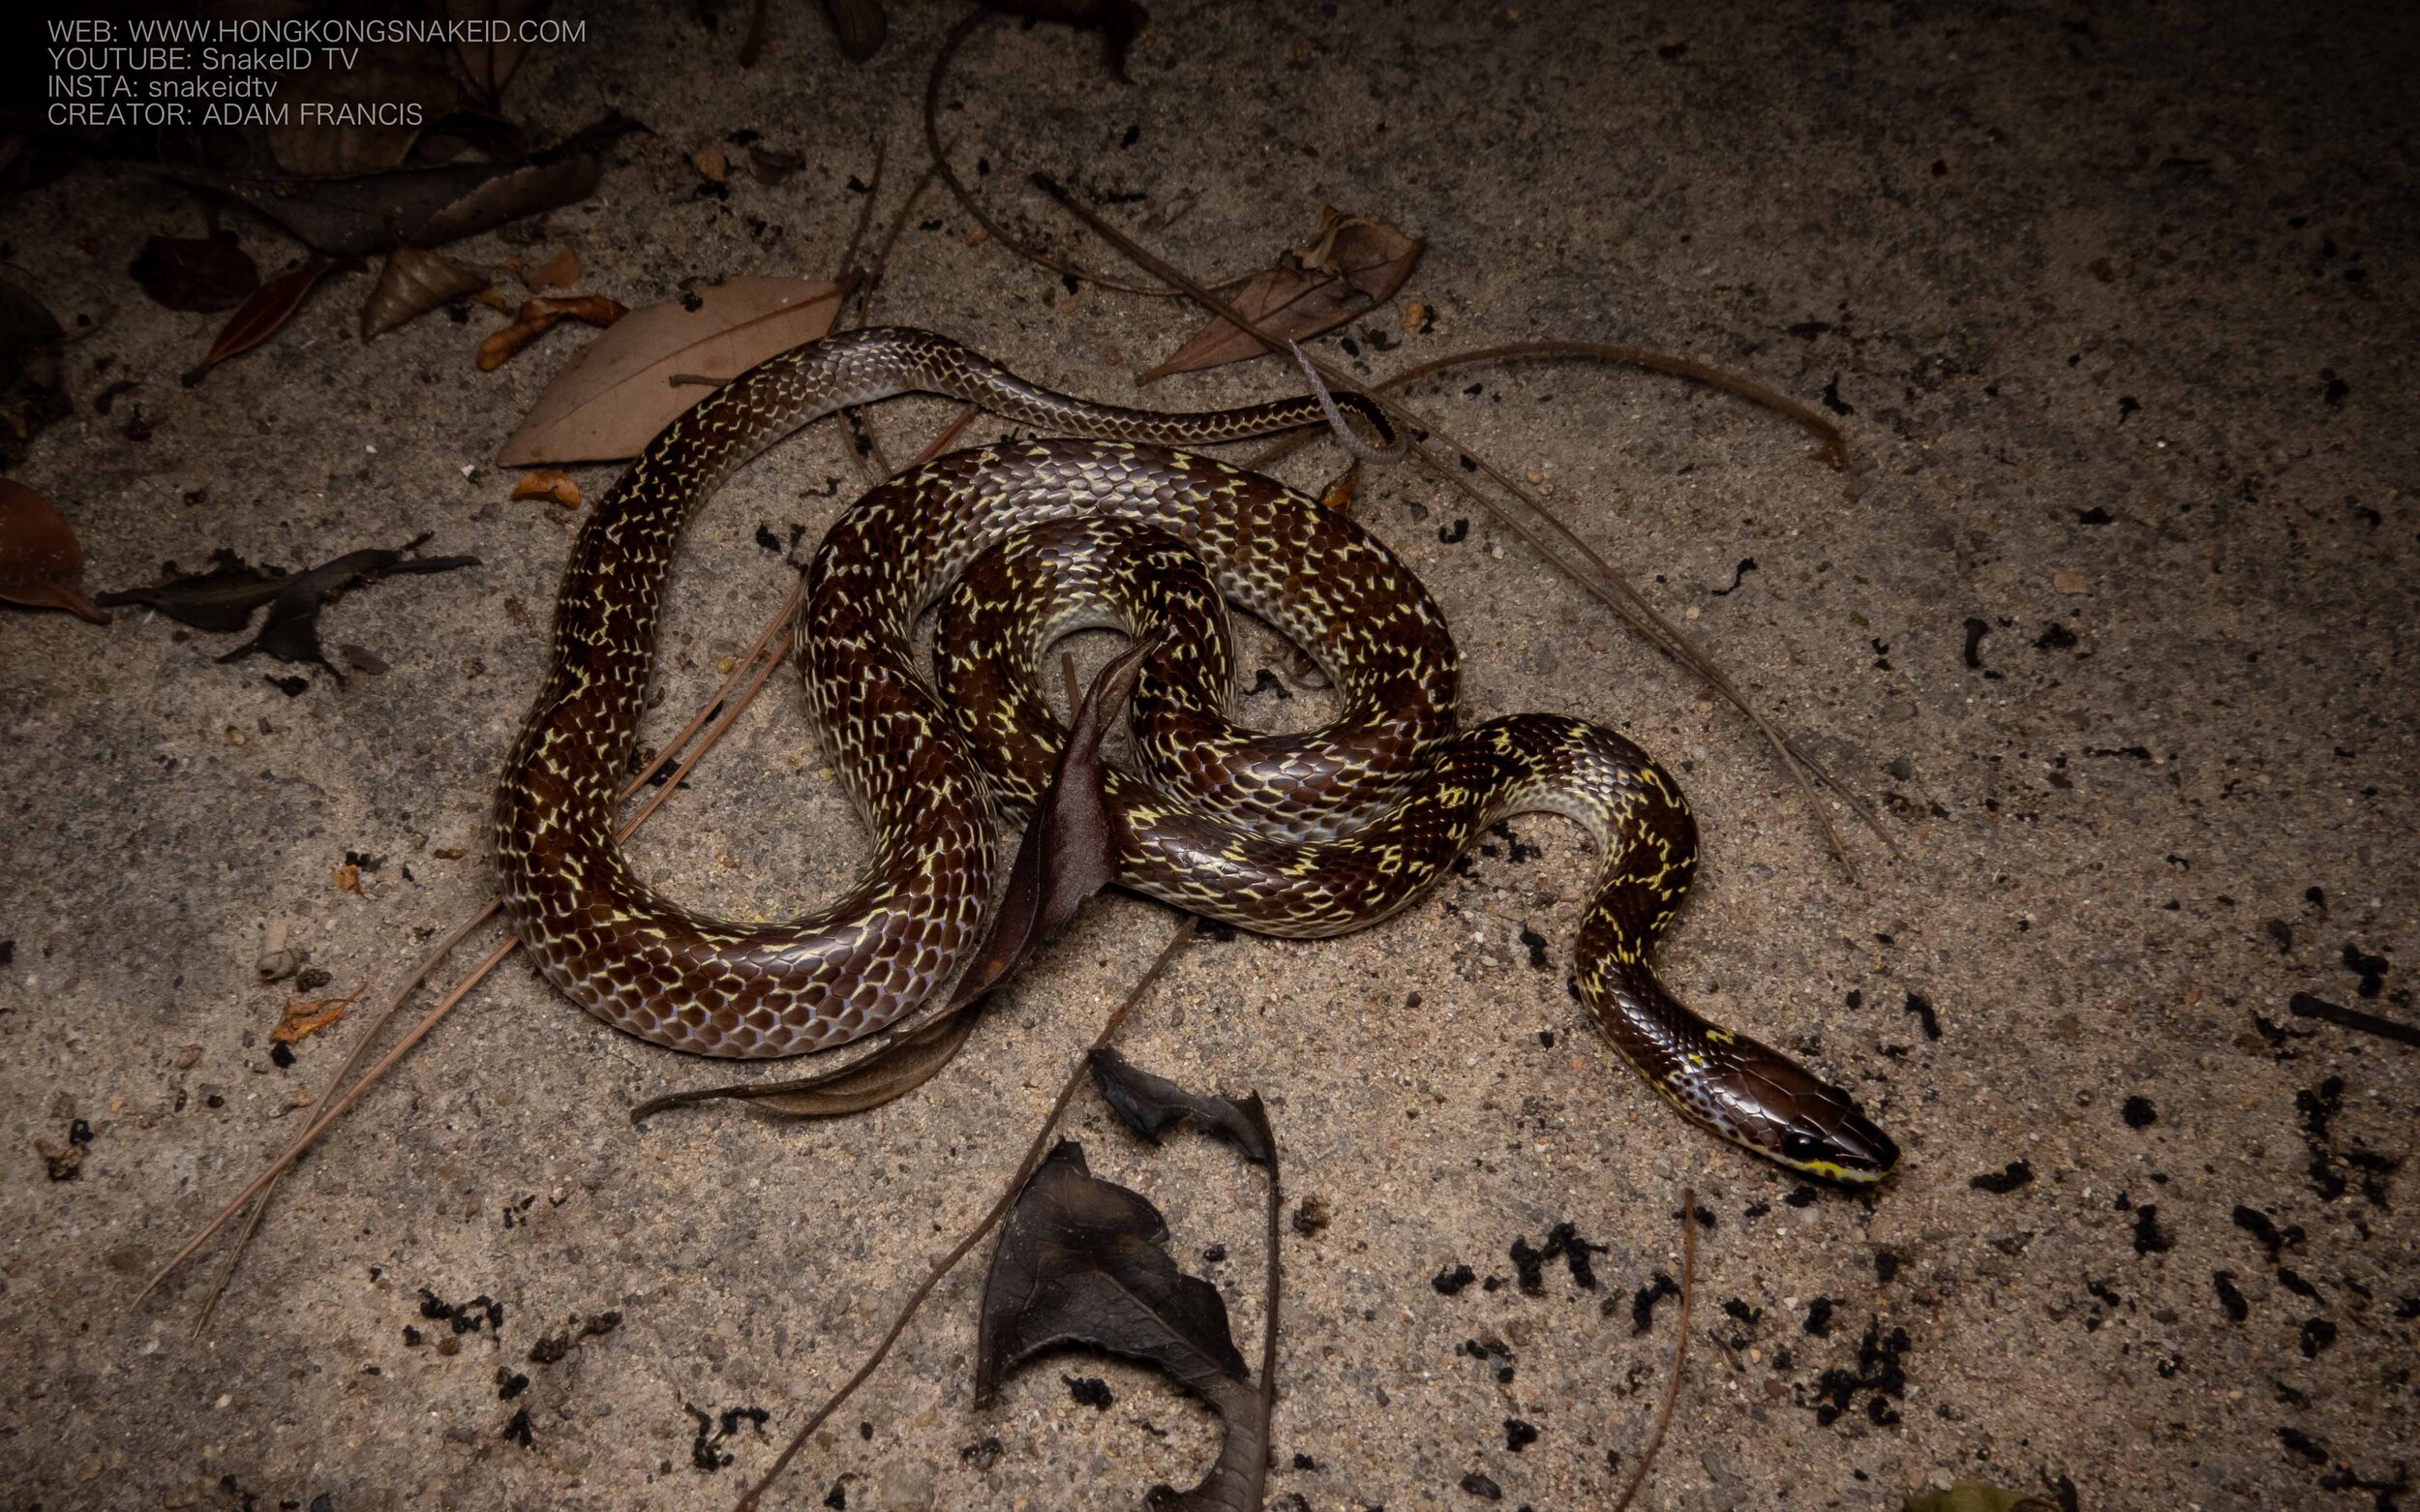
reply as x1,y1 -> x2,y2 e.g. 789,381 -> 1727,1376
1971,1160 -> 2033,1194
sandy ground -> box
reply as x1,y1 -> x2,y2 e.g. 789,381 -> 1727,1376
4,3 -> 2416,1508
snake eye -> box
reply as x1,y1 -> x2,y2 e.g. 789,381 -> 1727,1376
1780,1132 -> 1830,1164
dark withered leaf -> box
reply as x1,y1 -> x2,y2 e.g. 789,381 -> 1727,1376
0,477 -> 109,623
0,280 -> 69,468
155,114 -> 640,257
946,631 -> 1159,1012
214,533 -> 479,676
1089,1048 -> 1274,1164
630,633 -> 1157,1123
130,232 -> 260,313
95,548 -> 288,632
980,0 -> 1147,81
1139,208 -> 1421,382
819,0 -> 889,62
977,1141 -> 1263,1509
183,257 -> 364,386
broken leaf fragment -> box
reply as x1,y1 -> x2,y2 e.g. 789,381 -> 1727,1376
215,536 -> 479,678
0,478 -> 108,623
977,1141 -> 1266,1509
1089,1047 -> 1274,1164
1139,207 -> 1422,381
495,276 -> 846,465
510,470 -> 582,508
362,248 -> 492,338
477,294 -> 628,372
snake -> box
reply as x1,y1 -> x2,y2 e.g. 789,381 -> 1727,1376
496,326 -> 1898,1184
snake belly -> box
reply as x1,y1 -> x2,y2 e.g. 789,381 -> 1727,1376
496,328 -> 1898,1183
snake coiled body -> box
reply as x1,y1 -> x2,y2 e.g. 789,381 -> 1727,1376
498,327 -> 1897,1182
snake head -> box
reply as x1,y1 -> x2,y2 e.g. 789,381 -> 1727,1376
1723,1051 -> 1900,1186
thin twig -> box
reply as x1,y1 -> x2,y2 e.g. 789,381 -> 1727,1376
1245,339 -> 1842,472
1612,1189 -> 1696,1512
922,12 -> 1255,300
142,579 -> 811,1315
737,915 -> 1198,1512
1028,174 -> 1887,878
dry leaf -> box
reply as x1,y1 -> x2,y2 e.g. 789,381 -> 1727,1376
510,469 -> 581,507
692,146 -> 727,183
183,257 -> 362,386
476,294 -> 627,372
130,232 -> 260,313
820,0 -> 889,62
495,277 -> 846,465
213,535 -> 479,677
520,249 -> 579,290
448,0 -> 549,106
0,280 -> 68,468
0,477 -> 108,623
1139,207 -> 1422,382
331,863 -> 364,895
155,113 -> 636,257
745,145 -> 802,185
362,248 -> 492,338
271,987 -> 362,1044
266,48 -> 462,177
977,1141 -> 1268,1508
94,549 -> 286,631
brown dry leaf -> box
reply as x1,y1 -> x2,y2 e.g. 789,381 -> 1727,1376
266,48 -> 463,177
271,987 -> 362,1045
1138,207 -> 1422,382
0,477 -> 108,623
510,469 -> 582,508
449,0 -> 549,106
692,146 -> 728,183
520,249 -> 579,290
331,863 -> 364,895
476,294 -> 627,372
495,277 -> 847,465
362,248 -> 491,338
183,257 -> 363,386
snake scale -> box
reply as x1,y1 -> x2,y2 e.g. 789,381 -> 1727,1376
497,327 -> 1897,1184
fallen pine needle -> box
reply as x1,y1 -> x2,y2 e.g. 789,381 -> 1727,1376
1613,1188 -> 1697,1512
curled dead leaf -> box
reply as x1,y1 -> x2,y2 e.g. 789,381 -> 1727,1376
331,863 -> 364,895
692,146 -> 727,183
510,470 -> 582,508
183,257 -> 363,386
1138,206 -> 1422,382
362,247 -> 492,338
476,294 -> 627,372
495,277 -> 846,465
271,986 -> 362,1045
0,477 -> 108,623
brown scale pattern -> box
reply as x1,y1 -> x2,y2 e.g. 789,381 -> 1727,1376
497,329 -> 1896,1181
